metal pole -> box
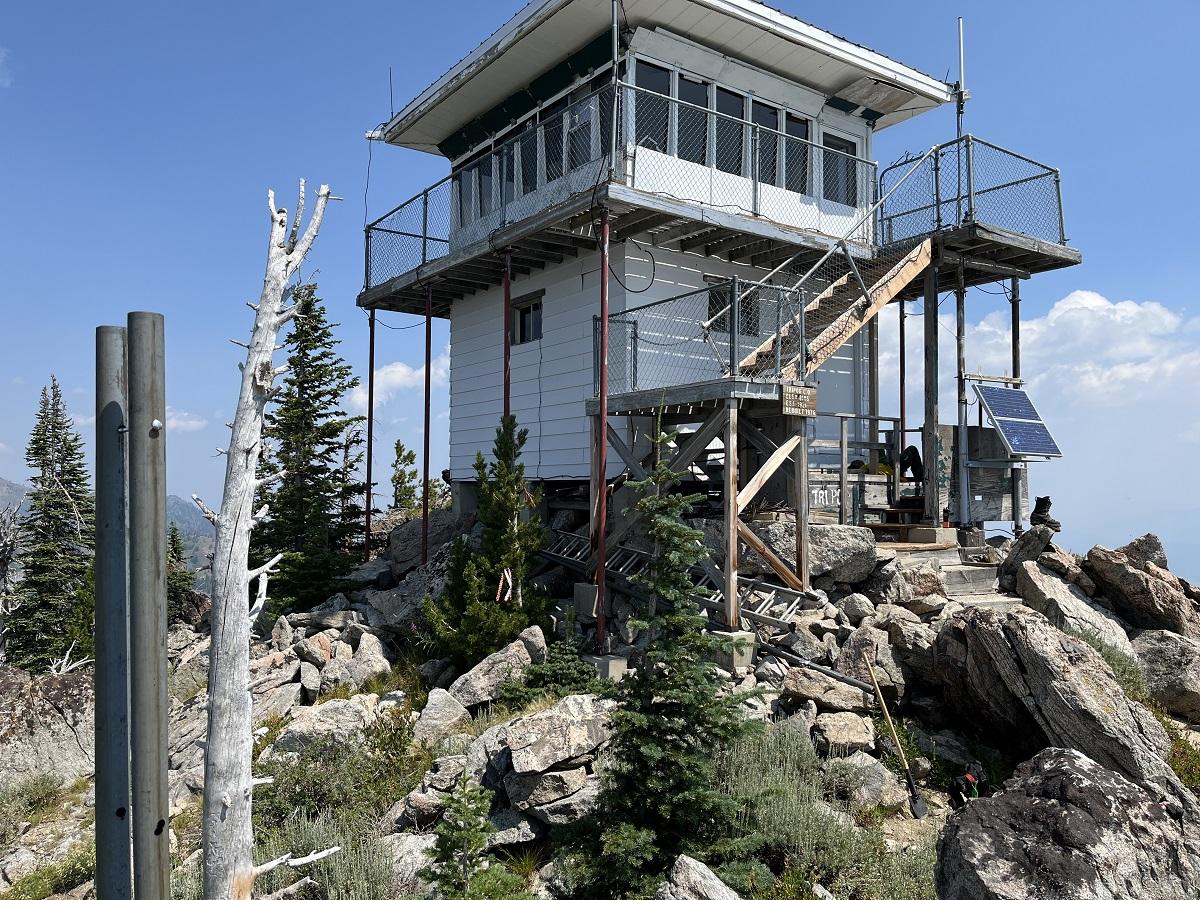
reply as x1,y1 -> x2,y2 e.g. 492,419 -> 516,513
728,276 -> 740,376
898,300 -> 907,435
723,399 -> 738,628
503,251 -> 512,419
95,326 -> 131,900
922,267 -> 940,525
839,417 -> 849,525
594,207 -> 611,648
955,269 -> 970,527
609,0 -> 620,178
422,286 -> 433,563
126,312 -> 168,900
1010,277 -> 1024,534
794,415 -> 810,591
365,309 -> 376,560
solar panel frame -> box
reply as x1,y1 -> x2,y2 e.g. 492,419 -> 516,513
972,383 -> 1063,459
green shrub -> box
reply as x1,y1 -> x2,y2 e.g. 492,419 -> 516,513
1150,710 -> 1200,789
255,813 -> 397,900
1066,628 -> 1149,702
5,840 -> 95,900
497,639 -> 609,708
0,775 -> 63,849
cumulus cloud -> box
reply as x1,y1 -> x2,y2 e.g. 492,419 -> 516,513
876,289 -> 1200,577
349,351 -> 450,411
166,407 -> 209,432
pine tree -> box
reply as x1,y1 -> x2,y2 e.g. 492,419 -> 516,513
8,376 -> 95,670
391,440 -> 419,511
568,434 -> 753,898
420,774 -> 534,900
252,284 -> 366,610
166,522 -> 194,625
427,416 -> 550,667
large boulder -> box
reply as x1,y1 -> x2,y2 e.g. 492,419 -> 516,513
1015,561 -> 1133,655
997,525 -> 1055,592
347,632 -> 391,687
860,558 -> 914,607
0,666 -> 94,783
1118,533 -> 1169,570
412,688 -> 471,749
523,773 -> 600,825
448,627 -> 547,709
937,748 -> 1200,900
505,692 -> 615,774
1132,629 -> 1200,722
1085,546 -> 1200,639
738,521 -> 876,584
933,607 -> 1190,810
835,624 -> 908,703
781,665 -> 870,713
386,508 -> 463,580
381,832 -> 436,896
812,711 -> 875,755
268,694 -> 379,756
655,855 -> 743,900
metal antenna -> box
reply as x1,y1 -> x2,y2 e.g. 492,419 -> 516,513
389,65 -> 395,118
956,17 -> 970,139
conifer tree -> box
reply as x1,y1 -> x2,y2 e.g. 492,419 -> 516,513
427,415 -> 549,667
252,284 -> 366,610
8,376 -> 95,670
391,440 -> 419,511
568,434 -> 752,898
166,522 -> 194,625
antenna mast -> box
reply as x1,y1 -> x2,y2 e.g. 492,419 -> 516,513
956,17 -> 970,139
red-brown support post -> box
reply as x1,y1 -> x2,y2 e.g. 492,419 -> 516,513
421,285 -> 433,564
364,308 -> 376,560
594,208 -> 611,648
503,250 -> 513,419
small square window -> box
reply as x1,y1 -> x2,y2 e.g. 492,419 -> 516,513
511,294 -> 543,345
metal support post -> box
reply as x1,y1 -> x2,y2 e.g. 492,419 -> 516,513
365,309 -> 376,559
751,125 -> 761,215
839,417 -> 850,525
868,317 -> 879,466
723,399 -> 739,627
792,415 -> 810,591
95,326 -> 131,900
922,268 -> 940,524
422,286 -> 433,563
503,251 -> 512,418
955,267 -> 970,526
126,312 -> 168,900
594,208 -> 611,647
1010,276 -> 1024,534
728,276 -> 740,376
898,299 -> 907,435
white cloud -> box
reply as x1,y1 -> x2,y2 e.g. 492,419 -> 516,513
0,49 -> 11,88
876,289 -> 1200,577
71,412 -> 96,427
0,442 -> 9,455
167,407 -> 209,432
350,351 -> 450,411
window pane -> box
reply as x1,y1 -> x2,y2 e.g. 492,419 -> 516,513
752,101 -> 779,186
784,114 -> 810,194
500,144 -> 516,206
635,62 -> 670,152
715,88 -> 744,175
478,158 -> 494,216
542,98 -> 566,183
707,285 -> 730,331
823,133 -> 858,206
677,76 -> 709,164
567,91 -> 594,171
519,129 -> 538,195
531,303 -> 542,341
456,169 -> 474,224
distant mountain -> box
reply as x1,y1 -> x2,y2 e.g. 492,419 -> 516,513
0,477 -> 29,514
168,494 -> 215,594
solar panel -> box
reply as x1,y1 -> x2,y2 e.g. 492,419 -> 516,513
973,384 -> 1063,459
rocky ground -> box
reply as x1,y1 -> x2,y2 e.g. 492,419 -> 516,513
3,510 -> 1200,899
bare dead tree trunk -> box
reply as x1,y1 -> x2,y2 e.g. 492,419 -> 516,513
0,502 -> 23,663
196,181 -> 332,900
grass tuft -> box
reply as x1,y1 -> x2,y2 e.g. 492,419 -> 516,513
4,840 -> 95,900
0,775 -> 64,850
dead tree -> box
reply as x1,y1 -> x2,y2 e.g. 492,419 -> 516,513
0,502 -> 21,662
195,180 -> 334,900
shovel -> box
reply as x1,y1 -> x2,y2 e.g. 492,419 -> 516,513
864,658 -> 929,820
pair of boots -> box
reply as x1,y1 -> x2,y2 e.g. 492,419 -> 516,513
1030,495 -> 1061,532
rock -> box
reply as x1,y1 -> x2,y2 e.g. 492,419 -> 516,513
997,525 -> 1055,591
1085,546 -> 1200,639
1038,544 -> 1098,596
901,562 -> 944,598
487,807 -> 546,848
739,521 -> 876,584
836,625 -> 908,703
836,593 -> 875,625
381,832 -> 436,895
0,666 -> 95,783
174,590 -> 211,628
834,751 -> 908,812
344,557 -> 395,591
391,755 -> 469,828
419,658 -> 456,689
347,632 -> 391,687
874,612 -> 937,684
654,854 -> 743,900
168,632 -> 210,702
1132,630 -> 1200,722
504,766 -> 589,810
268,694 -> 378,756
516,624 -> 549,663
936,748 -> 1200,900
318,657 -> 354,694
448,627 -> 545,708
860,558 -> 914,606
812,712 -> 875,755
504,693 -> 617,774
298,661 -> 321,703
293,633 -> 332,668
412,688 -> 470,749
933,606 -> 1190,810
361,585 -> 426,633
1118,533 -> 1169,571
525,773 -> 601,825
908,725 -> 977,769
781,666 -> 870,713
1015,561 -> 1132,654
386,509 -> 462,580
270,615 -> 294,651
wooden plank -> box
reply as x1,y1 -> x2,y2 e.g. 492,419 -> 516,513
736,520 -> 805,592
739,271 -> 850,371
736,433 -> 802,514
724,400 -> 739,627
794,417 -> 810,590
605,422 -> 648,481
738,420 -> 795,497
798,238 -> 933,378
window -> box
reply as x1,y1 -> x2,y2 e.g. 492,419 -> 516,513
511,293 -> 544,345
706,282 -> 758,337
634,61 -> 671,151
477,156 -> 494,217
541,97 -> 566,183
677,75 -> 710,164
751,101 -> 780,186
456,166 -> 475,225
519,125 -> 538,196
823,133 -> 859,207
567,85 -> 594,171
715,87 -> 745,175
499,142 -> 517,206
784,114 -> 810,194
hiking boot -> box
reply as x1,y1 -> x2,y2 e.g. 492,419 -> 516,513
1029,495 -> 1061,532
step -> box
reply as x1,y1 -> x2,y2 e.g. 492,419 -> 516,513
955,593 -> 1023,613
942,564 -> 1000,597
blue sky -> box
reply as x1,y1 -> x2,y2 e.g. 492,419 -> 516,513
0,1 -> 1197,577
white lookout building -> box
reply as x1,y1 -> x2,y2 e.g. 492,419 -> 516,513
359,0 -> 1079,628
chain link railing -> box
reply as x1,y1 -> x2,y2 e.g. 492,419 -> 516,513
878,135 -> 1066,246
